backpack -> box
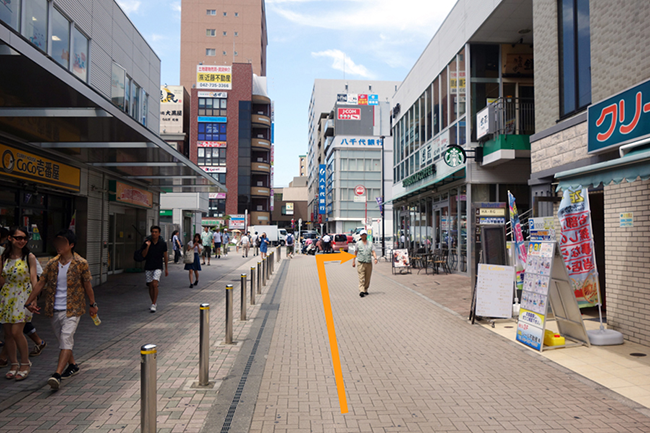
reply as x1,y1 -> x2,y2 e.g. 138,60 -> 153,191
286,234 -> 294,245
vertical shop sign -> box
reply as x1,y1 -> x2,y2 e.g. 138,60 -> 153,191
558,187 -> 599,307
318,164 -> 326,214
508,191 -> 527,291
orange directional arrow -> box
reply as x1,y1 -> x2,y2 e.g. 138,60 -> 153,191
316,250 -> 355,414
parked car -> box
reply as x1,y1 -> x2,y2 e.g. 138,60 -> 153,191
300,230 -> 318,243
332,234 -> 349,252
346,234 -> 354,244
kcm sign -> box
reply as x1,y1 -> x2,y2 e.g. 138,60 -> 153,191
588,78 -> 650,153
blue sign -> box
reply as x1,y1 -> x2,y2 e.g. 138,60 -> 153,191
318,164 -> 326,214
198,116 -> 227,123
588,78 -> 650,153
368,94 -> 379,105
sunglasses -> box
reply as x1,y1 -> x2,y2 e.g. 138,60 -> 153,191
11,236 -> 28,241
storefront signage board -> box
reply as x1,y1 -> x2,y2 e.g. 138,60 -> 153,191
475,264 -> 515,319
198,141 -> 227,148
588,77 -> 650,153
198,91 -> 228,98
444,145 -> 466,167
160,85 -> 184,134
332,136 -> 384,148
109,181 -> 153,209
196,65 -> 232,90
229,215 -> 245,230
337,108 -> 361,120
201,166 -> 226,173
530,217 -> 556,241
336,93 -> 379,105
0,144 -> 80,191
209,193 -> 226,199
620,212 -> 634,227
402,164 -> 435,187
318,164 -> 326,214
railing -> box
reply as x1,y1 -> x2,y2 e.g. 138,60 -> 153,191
493,97 -> 535,136
506,208 -> 534,240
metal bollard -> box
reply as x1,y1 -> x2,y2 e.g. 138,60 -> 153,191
225,285 -> 233,344
199,304 -> 210,386
271,252 -> 274,274
140,344 -> 157,433
262,258 -> 267,287
250,267 -> 256,305
240,274 -> 247,321
257,262 -> 262,294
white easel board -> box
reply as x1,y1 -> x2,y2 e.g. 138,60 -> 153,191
475,264 -> 515,319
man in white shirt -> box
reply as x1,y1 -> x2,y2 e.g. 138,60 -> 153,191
213,229 -> 222,259
240,232 -> 251,258
252,232 -> 259,256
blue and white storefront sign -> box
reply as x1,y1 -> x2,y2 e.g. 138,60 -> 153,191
588,78 -> 650,153
318,164 -> 326,214
368,94 -> 379,105
198,116 -> 227,123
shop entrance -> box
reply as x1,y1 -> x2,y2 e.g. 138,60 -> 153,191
108,208 -> 147,274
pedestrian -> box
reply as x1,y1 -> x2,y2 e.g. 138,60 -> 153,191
141,226 -> 168,313
240,232 -> 251,258
201,226 -> 212,266
223,231 -> 230,256
252,232 -> 259,256
351,230 -> 378,298
259,232 -> 269,259
24,229 -> 98,389
171,230 -> 183,264
0,227 -> 38,380
184,233 -> 202,288
213,229 -> 222,259
286,230 -> 295,258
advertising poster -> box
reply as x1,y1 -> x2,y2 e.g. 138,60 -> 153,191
508,191 -> 527,291
392,249 -> 410,267
196,65 -> 232,90
475,264 -> 515,319
529,217 -> 556,241
558,187 -> 600,308
160,85 -> 184,134
337,108 -> 361,120
318,164 -> 326,214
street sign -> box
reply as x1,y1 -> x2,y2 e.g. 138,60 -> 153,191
354,185 -> 366,196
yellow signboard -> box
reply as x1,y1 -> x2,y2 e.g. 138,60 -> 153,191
479,208 -> 506,216
196,65 -> 232,90
0,143 -> 80,191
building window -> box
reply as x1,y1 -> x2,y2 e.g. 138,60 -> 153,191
0,0 -> 20,30
211,173 -> 226,184
223,50 -> 227,56
24,0 -> 48,51
111,63 -> 126,110
235,12 -> 239,17
198,148 -> 226,166
71,27 -> 89,82
223,31 -> 227,36
209,199 -> 226,217
206,29 -> 216,37
198,97 -> 227,116
141,89 -> 148,126
559,0 -> 591,117
223,12 -> 227,16
207,9 -> 216,15
234,51 -> 238,56
131,81 -> 141,121
198,123 -> 227,141
51,8 -> 70,69
234,32 -> 238,36
206,48 -> 216,56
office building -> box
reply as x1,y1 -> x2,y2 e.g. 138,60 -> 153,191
299,155 -> 307,176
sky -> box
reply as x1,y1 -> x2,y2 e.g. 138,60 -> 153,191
117,0 -> 457,187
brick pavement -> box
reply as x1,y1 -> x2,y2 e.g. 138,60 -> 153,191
0,251 -> 278,433
249,255 -> 650,433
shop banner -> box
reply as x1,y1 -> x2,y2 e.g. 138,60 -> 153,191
529,217 -> 556,241
0,144 -> 80,191
558,187 -> 600,307
196,65 -> 232,90
209,193 -> 226,199
68,210 -> 77,233
160,85 -> 184,134
109,181 -> 153,209
229,215 -> 245,230
318,164 -> 326,214
508,191 -> 527,291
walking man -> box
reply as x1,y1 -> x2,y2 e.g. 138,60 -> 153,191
141,226 -> 168,313
252,232 -> 259,256
223,231 -> 230,256
213,229 -> 222,259
25,230 -> 98,389
201,226 -> 212,266
286,230 -> 295,258
351,230 -> 378,298
240,232 -> 251,258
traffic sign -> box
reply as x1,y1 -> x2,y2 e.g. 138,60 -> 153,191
354,185 -> 366,196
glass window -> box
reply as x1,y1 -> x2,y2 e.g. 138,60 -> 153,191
206,48 -> 216,56
207,9 -> 216,15
71,27 -> 88,81
141,90 -> 148,126
449,56 -> 458,124
24,0 -> 48,51
131,82 -> 140,120
441,67 -> 448,129
425,86 -> 432,141
51,9 -> 70,68
111,63 -> 125,110
457,47 -> 466,118
470,44 -> 499,78
433,78 -> 440,135
124,76 -> 131,114
206,29 -> 216,36
413,99 -> 420,149
559,0 -> 591,116
0,0 -> 20,30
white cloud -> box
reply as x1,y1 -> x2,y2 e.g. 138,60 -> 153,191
117,0 -> 141,15
171,1 -> 181,13
151,34 -> 168,42
311,49 -> 373,78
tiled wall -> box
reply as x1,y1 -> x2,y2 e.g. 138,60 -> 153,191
530,121 -> 588,173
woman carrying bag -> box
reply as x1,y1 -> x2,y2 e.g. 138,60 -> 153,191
171,230 -> 183,264
184,233 -> 202,288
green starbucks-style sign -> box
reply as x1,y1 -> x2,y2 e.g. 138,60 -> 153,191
444,145 -> 466,167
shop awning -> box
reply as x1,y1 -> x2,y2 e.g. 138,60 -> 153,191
0,24 -> 224,194
555,147 -> 650,191
387,167 -> 466,204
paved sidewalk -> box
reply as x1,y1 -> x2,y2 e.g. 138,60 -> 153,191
0,252 -> 277,433
250,255 -> 650,432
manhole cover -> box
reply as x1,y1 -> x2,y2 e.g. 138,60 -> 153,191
630,353 -> 647,357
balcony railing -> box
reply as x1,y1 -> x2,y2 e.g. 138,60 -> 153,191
493,97 -> 535,136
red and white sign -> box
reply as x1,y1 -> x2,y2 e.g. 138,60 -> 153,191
198,91 -> 228,98
201,166 -> 226,173
354,185 -> 366,196
318,214 -> 323,224
198,141 -> 227,147
337,108 -> 361,120
209,193 -> 226,199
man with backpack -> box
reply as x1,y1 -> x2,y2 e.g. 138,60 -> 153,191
286,230 -> 295,258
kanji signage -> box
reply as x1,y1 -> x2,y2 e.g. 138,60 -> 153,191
109,181 -> 153,209
160,85 -> 184,134
196,65 -> 232,90
318,164 -> 326,214
333,136 -> 383,147
0,144 -> 80,191
337,108 -> 361,120
588,78 -> 650,153
558,187 -> 600,308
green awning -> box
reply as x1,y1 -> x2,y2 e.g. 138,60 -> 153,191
555,148 -> 650,191
388,166 -> 465,204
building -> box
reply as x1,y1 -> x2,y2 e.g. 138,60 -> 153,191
390,0 -> 534,274
0,0 -> 221,284
530,0 -> 650,346
299,155 -> 307,176
179,0 -> 268,91
189,63 -> 273,227
307,80 -> 400,236
272,177 -> 308,229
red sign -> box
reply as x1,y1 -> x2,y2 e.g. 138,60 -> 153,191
354,185 -> 366,196
318,214 -> 323,224
198,141 -> 227,147
337,108 -> 361,120
358,94 -> 368,105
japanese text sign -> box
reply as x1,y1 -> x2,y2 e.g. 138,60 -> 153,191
0,144 -> 80,191
588,78 -> 650,153
196,65 -> 232,90
109,181 -> 153,208
160,85 -> 184,134
558,187 -> 600,307
337,108 -> 361,120
318,164 -> 326,215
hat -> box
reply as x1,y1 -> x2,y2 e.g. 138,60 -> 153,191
360,230 -> 368,236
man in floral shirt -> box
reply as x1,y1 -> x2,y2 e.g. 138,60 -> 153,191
25,230 -> 98,390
